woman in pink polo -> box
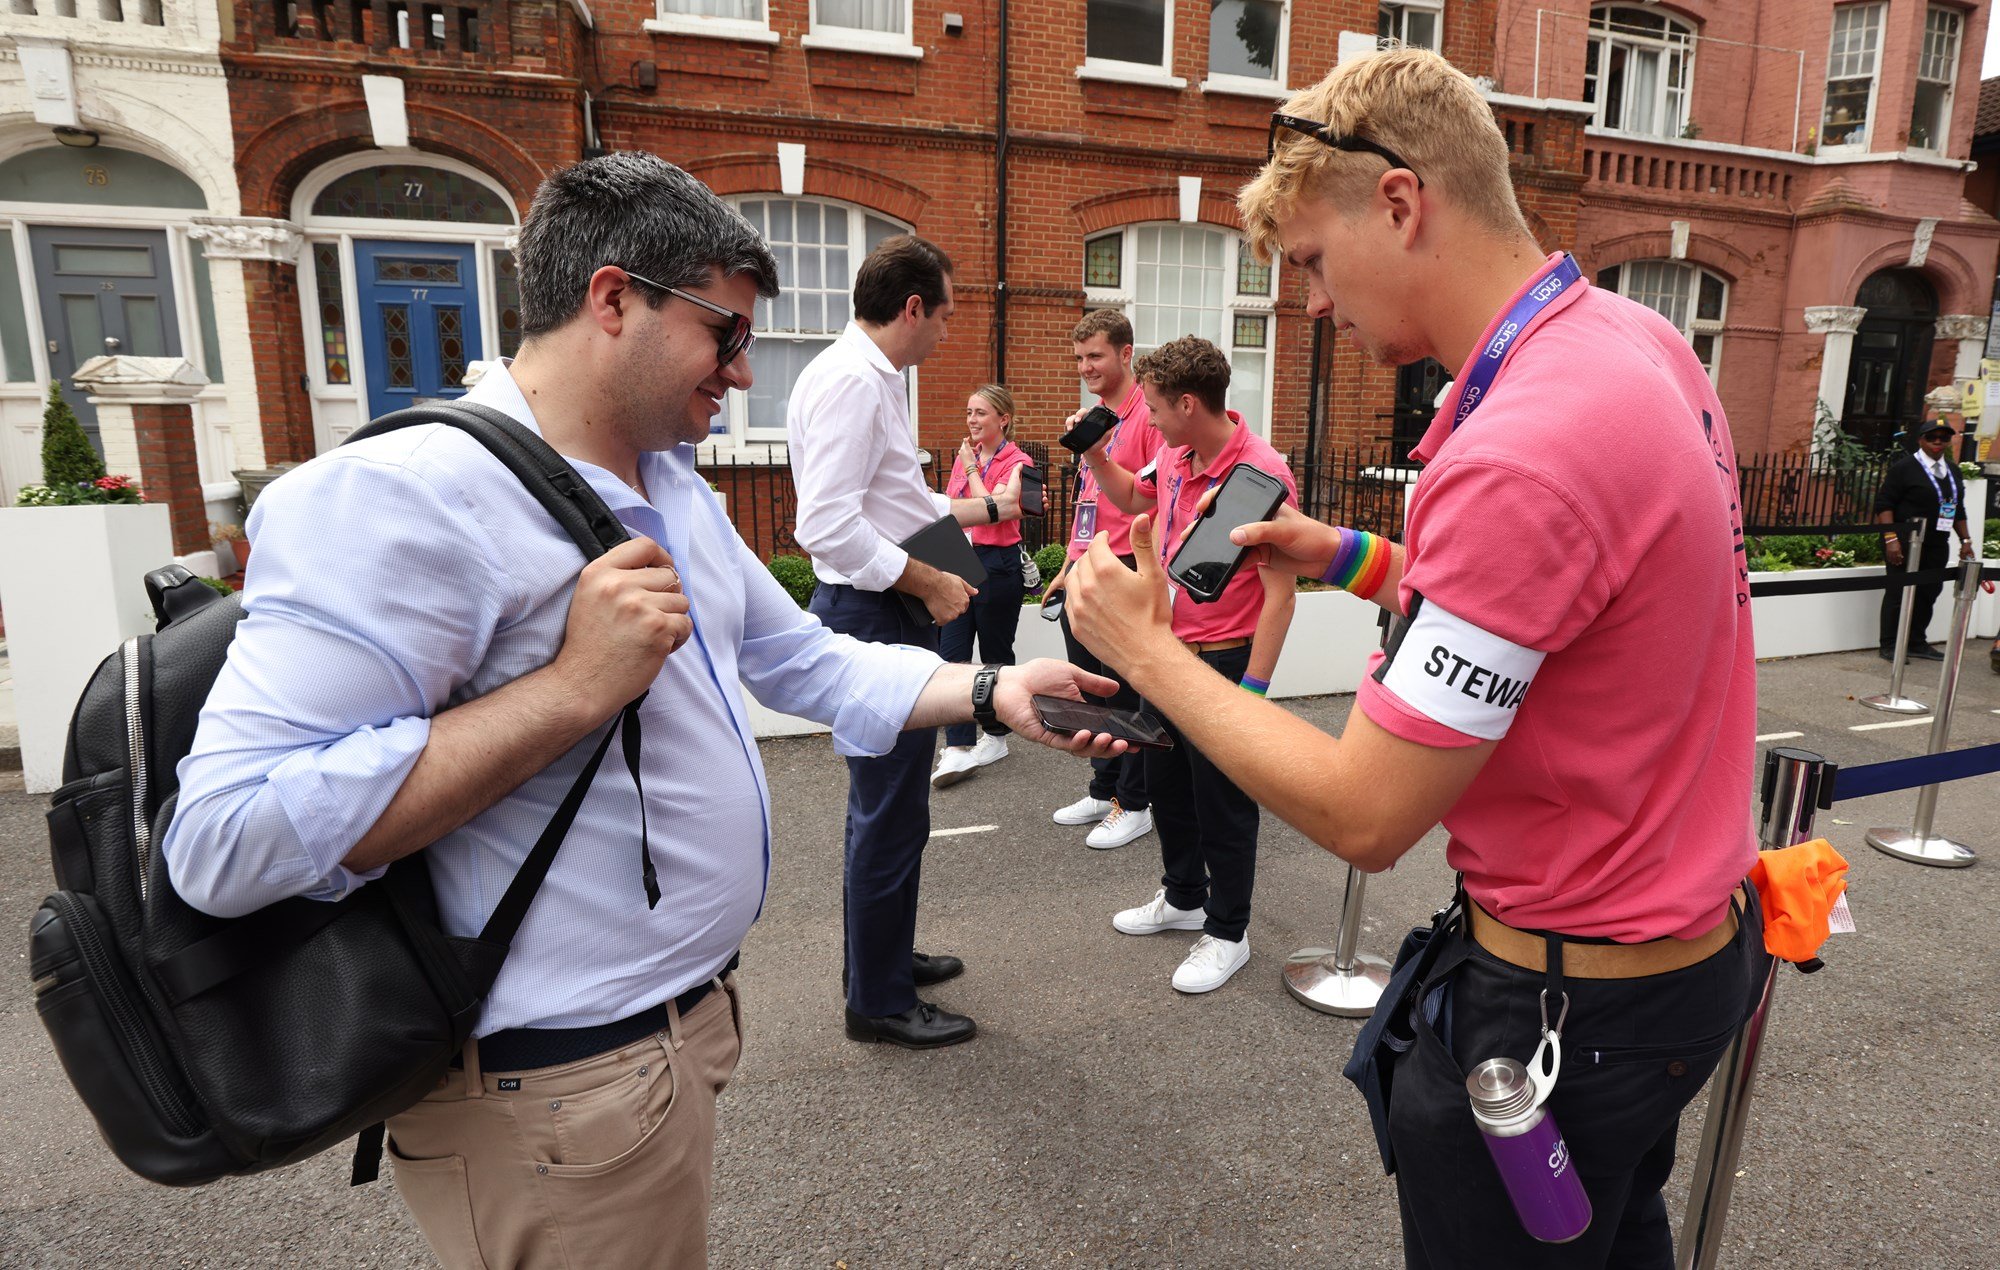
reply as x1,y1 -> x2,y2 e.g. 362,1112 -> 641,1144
932,385 -> 1037,786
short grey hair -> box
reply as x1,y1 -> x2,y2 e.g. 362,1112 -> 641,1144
515,152 -> 780,338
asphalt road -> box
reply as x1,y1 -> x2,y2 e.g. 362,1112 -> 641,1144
3,648 -> 1997,1268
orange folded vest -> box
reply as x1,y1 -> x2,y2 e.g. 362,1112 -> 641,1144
1748,839 -> 1849,964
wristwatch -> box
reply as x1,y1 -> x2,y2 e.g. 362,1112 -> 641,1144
971,663 -> 1009,736
983,495 -> 999,524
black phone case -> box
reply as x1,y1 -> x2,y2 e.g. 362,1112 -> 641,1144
1058,410 -> 1117,455
1030,695 -> 1175,749
1167,465 -> 1288,604
1019,467 -> 1047,517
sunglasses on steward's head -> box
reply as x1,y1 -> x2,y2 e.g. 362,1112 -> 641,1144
614,267 -> 757,367
1266,114 -> 1424,188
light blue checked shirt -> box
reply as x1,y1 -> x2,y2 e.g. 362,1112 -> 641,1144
163,362 -> 940,1035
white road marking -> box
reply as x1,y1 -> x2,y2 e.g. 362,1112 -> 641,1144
929,824 -> 999,838
1755,731 -> 1804,742
1850,717 -> 1934,731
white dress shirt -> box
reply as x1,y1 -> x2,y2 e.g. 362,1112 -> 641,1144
787,322 -> 951,590
162,362 -> 941,1035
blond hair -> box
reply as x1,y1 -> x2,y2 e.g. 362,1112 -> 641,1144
1238,48 -> 1528,263
972,383 -> 1016,437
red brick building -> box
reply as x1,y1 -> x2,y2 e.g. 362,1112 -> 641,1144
210,0 -> 1999,544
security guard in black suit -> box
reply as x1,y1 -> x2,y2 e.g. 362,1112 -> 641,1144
1874,419 -> 1976,659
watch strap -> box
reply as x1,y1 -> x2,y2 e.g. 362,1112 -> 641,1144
971,663 -> 1009,736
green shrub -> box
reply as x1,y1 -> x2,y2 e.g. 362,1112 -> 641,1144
1033,542 -> 1067,583
1830,532 -> 1884,565
197,576 -> 236,595
1751,535 -> 1823,566
1747,553 -> 1795,573
767,553 -> 817,608
39,382 -> 104,490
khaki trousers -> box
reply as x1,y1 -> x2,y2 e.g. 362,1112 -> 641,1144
387,976 -> 743,1270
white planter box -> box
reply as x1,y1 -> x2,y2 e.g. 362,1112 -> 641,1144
0,504 -> 173,791
745,587 -> 1384,739
1750,565 -> 1957,659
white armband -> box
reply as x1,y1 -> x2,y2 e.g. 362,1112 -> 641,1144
1380,600 -> 1546,741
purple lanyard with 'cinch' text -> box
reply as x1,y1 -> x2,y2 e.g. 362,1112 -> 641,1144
1450,255 -> 1586,434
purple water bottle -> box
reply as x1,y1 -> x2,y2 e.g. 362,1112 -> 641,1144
1465,1057 -> 1593,1243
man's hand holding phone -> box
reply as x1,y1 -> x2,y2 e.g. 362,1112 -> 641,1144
1226,500 -> 1345,580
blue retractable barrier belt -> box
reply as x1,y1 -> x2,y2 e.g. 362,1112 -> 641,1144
1828,742 -> 2000,804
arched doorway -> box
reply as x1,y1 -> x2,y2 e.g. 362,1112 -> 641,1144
294,155 -> 518,448
1843,268 -> 1939,449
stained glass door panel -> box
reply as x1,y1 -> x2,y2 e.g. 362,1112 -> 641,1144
355,239 -> 481,418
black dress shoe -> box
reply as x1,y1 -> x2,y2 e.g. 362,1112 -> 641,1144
844,1001 -> 977,1049
912,951 -> 963,986
1878,647 -> 1898,660
1910,644 -> 1946,661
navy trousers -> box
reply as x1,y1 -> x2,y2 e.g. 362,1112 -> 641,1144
940,543 -> 1025,747
1057,553 -> 1149,813
809,582 -> 939,1018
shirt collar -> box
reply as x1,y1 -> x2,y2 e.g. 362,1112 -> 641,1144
1414,252 -> 1588,465
1170,411 -> 1253,479
840,322 -> 902,379
1110,379 -> 1146,422
466,359 -> 660,517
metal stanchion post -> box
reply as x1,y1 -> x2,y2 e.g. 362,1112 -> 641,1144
1282,865 -> 1393,1017
1863,521 -> 1929,713
1867,558 -> 1981,867
1677,746 -> 1829,1270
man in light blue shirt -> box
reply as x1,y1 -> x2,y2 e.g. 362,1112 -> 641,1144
164,153 -> 1117,1269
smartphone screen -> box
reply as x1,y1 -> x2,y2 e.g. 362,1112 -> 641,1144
1019,466 -> 1047,517
1040,589 -> 1065,621
1031,694 -> 1175,749
1167,464 -> 1289,603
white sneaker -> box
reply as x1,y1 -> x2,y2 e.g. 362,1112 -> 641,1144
931,746 -> 979,789
1086,802 -> 1154,850
1172,934 -> 1250,994
969,733 -> 1009,768
1054,794 -> 1114,826
1112,888 -> 1206,936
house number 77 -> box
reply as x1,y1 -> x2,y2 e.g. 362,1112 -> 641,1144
411,288 -> 429,299
404,181 -> 425,199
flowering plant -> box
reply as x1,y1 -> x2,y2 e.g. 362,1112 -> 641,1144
1958,460 -> 1984,480
14,474 -> 143,506
1814,546 -> 1858,569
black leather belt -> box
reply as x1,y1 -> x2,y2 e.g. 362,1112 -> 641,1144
477,953 -> 738,1073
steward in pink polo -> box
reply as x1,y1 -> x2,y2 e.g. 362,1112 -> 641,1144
1065,49 -> 1771,1270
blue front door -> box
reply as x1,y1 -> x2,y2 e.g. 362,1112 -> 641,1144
355,239 -> 481,419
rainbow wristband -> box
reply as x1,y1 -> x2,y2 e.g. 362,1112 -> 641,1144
1240,674 -> 1270,696
1320,528 -> 1391,601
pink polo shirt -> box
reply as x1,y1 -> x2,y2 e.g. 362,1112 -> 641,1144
1135,413 -> 1298,644
946,441 -> 1034,547
1068,381 -> 1165,561
1357,255 -> 1757,942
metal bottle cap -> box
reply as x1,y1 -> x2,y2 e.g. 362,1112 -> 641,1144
1466,1057 -> 1537,1124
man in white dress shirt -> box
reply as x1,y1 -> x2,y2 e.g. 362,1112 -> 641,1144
788,234 -> 999,1048
164,155 -> 1117,1268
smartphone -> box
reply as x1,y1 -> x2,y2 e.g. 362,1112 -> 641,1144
1166,463 -> 1290,604
1059,405 -> 1121,455
1040,588 -> 1065,622
1031,694 -> 1175,749
1018,465 -> 1047,517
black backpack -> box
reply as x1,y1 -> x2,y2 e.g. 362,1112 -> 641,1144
28,402 -> 638,1187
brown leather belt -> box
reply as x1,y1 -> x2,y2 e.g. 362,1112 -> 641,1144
1182,637 -> 1251,654
1469,901 -> 1738,980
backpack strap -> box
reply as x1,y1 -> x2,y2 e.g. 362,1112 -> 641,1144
345,401 -> 631,560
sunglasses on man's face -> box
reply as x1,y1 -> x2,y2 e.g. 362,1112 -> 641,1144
617,267 -> 757,367
1267,113 -> 1424,188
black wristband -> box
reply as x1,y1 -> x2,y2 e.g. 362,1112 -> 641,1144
983,495 -> 999,524
971,664 -> 1009,736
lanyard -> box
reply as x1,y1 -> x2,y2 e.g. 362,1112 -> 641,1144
954,445 -> 1005,496
1918,456 -> 1957,512
1161,464 -> 1218,561
1450,255 -> 1586,434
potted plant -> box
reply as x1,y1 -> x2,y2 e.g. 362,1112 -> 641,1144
211,520 -> 249,576
0,383 -> 173,791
